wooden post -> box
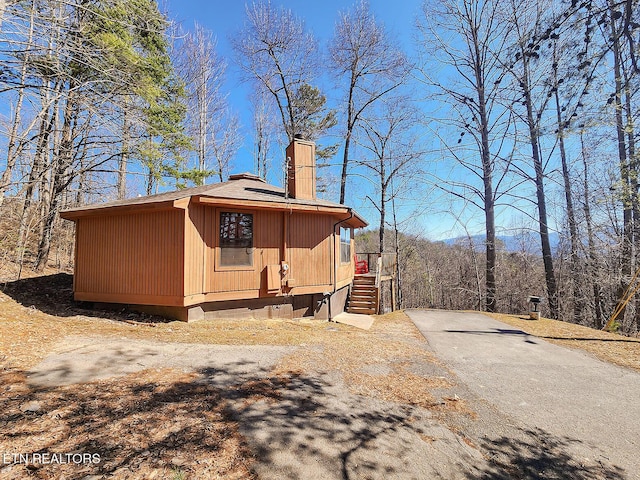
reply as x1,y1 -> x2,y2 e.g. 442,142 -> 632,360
282,211 -> 289,289
391,278 -> 396,312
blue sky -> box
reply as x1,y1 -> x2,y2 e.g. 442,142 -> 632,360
0,0 -> 552,242
163,2 -> 601,247
161,0 -> 458,236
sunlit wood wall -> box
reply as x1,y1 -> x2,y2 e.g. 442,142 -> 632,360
74,209 -> 185,305
72,203 -> 355,307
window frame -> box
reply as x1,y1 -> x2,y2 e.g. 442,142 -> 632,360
340,226 -> 352,265
215,209 -> 255,271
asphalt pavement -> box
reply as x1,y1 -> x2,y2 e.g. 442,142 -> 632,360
407,309 -> 640,479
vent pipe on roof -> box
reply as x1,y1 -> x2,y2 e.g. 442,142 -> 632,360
286,137 -> 316,200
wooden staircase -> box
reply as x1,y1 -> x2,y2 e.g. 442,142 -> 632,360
346,274 -> 379,315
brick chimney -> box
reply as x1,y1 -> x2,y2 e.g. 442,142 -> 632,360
286,136 -> 316,200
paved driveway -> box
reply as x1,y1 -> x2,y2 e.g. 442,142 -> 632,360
24,335 -> 490,479
407,309 -> 640,479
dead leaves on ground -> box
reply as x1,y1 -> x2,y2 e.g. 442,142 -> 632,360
0,369 -> 255,480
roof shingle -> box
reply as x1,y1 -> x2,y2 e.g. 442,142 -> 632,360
60,175 -> 367,227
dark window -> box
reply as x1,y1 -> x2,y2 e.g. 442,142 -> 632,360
219,212 -> 253,267
340,226 -> 351,264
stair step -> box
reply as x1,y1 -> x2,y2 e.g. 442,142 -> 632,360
347,307 -> 377,314
348,300 -> 376,307
349,292 -> 376,298
350,298 -> 376,305
348,276 -> 378,315
352,285 -> 377,292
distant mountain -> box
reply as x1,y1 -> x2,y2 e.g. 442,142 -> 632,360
442,232 -> 560,254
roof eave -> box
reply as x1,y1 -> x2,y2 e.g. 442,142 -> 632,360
348,210 -> 368,229
60,197 -> 189,220
193,195 -> 358,217
59,191 -> 368,228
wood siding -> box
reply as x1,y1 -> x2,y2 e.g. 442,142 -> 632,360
72,201 -> 356,306
201,206 -> 282,294
74,209 -> 184,303
287,212 -> 332,287
184,203 -> 206,296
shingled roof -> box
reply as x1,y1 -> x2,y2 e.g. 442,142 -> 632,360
60,173 -> 367,227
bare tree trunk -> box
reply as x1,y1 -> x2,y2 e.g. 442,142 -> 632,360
379,183 -> 386,253
476,67 -> 497,314
339,125 -> 352,205
581,132 -> 603,329
608,0 -> 634,322
339,75 -> 356,205
117,105 -> 130,199
466,233 -> 483,311
516,44 -> 559,318
391,186 -> 402,309
0,0 -> 35,208
623,69 -> 640,331
251,88 -> 273,180
552,57 -> 580,322
16,96 -> 57,264
467,2 -> 497,313
34,87 -> 79,271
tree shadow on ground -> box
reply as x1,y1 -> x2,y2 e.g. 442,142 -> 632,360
203,367 -> 486,480
1,357 -> 628,480
445,328 -> 539,344
0,273 -> 169,322
1,359 -> 483,480
221,369 -> 628,480
540,336 -> 640,343
471,426 -> 626,480
0,366 -> 258,479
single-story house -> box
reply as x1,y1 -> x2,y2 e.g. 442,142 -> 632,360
60,138 -> 368,321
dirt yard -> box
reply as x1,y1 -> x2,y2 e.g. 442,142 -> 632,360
2,269 -> 639,479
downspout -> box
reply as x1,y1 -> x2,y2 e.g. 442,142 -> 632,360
327,210 -> 354,321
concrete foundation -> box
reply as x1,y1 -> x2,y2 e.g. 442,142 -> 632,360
95,285 -> 351,322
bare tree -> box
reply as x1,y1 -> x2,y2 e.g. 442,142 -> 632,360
580,130 -> 604,328
548,42 -> 584,322
210,109 -> 242,182
232,0 -> 318,142
329,0 -> 408,204
0,0 -> 36,208
174,23 -> 229,183
417,0 -> 515,313
355,95 -> 420,254
500,0 -> 562,318
250,85 -> 276,179
601,0 -> 640,325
